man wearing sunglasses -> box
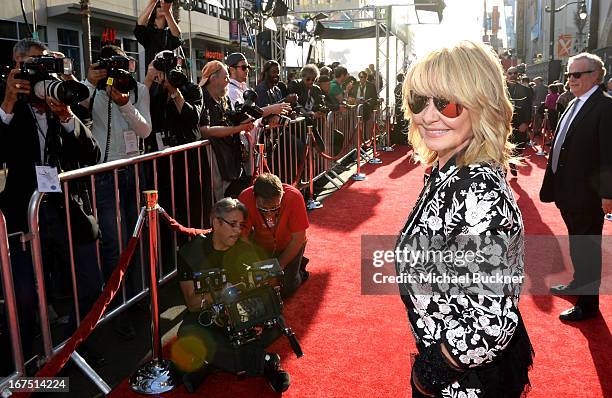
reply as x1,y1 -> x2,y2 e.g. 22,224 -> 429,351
239,173 -> 309,298
506,66 -> 533,177
540,52 -> 612,322
176,198 -> 291,393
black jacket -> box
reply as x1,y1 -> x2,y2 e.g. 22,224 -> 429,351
0,86 -> 100,233
540,88 -> 612,211
133,25 -> 183,67
349,81 -> 378,119
507,82 -> 533,128
146,82 -> 203,152
287,80 -> 324,114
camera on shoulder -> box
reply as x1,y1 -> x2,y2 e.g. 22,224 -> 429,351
17,55 -> 89,105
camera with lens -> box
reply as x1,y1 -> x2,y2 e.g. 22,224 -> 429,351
226,89 -> 265,126
192,259 -> 302,357
152,50 -> 188,88
17,55 -> 89,105
95,55 -> 137,94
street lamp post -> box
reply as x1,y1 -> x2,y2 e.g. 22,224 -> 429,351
545,0 -> 588,60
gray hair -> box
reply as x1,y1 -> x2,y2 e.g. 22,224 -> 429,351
568,52 -> 606,83
212,198 -> 247,222
300,64 -> 320,80
13,38 -> 47,58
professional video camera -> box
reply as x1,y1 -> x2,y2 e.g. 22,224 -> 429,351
95,55 -> 137,94
17,55 -> 89,105
192,258 -> 303,357
152,50 -> 188,88
226,89 -> 265,126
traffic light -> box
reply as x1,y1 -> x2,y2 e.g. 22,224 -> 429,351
414,0 -> 446,23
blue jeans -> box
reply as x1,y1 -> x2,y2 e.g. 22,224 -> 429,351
94,169 -> 143,298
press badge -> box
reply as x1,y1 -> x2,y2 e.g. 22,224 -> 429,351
155,132 -> 167,151
35,166 -> 61,193
124,130 -> 139,155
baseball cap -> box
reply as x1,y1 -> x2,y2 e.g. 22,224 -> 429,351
199,60 -> 225,87
225,52 -> 248,67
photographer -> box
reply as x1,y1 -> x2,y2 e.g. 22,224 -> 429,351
81,44 -> 151,338
239,173 -> 309,298
286,64 -> 325,118
135,0 -> 182,67
176,198 -> 290,393
0,38 -> 102,368
143,50 -> 203,270
198,61 -> 254,201
506,66 -> 532,177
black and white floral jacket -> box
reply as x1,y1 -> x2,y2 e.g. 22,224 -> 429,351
395,157 -> 525,397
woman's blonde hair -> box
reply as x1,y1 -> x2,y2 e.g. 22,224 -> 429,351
402,40 -> 514,168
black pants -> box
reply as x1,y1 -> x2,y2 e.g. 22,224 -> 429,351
177,312 -> 281,376
280,245 -> 306,299
560,207 -> 604,312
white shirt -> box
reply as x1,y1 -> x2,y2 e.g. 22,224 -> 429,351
554,84 -> 599,145
228,78 -> 248,108
0,105 -> 75,164
80,79 -> 151,163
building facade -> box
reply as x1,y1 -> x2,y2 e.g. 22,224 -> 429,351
0,0 -> 248,82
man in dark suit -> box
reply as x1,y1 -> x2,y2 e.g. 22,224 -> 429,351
350,71 -> 379,121
0,39 -> 101,368
540,52 -> 612,321
506,66 -> 533,177
287,64 -> 325,117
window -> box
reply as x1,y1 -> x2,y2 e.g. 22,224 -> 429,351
58,28 -> 81,79
0,20 -> 47,68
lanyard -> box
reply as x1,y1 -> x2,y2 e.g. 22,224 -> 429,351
29,106 -> 49,165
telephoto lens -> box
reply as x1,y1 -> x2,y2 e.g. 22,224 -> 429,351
33,79 -> 90,105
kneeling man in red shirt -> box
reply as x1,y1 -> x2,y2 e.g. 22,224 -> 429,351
239,173 -> 309,297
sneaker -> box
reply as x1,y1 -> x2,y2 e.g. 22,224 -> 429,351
263,353 -> 290,393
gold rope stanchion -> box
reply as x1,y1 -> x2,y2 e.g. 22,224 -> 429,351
129,190 -> 176,394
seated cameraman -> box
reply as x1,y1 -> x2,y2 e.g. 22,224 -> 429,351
239,173 -> 309,298
198,61 -> 254,201
0,38 -> 102,368
176,198 -> 290,393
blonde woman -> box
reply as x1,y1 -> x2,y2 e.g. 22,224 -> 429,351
395,41 -> 534,397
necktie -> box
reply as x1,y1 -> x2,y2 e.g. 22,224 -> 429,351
551,99 -> 579,173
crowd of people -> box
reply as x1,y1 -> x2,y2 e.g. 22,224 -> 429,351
0,3 -> 387,390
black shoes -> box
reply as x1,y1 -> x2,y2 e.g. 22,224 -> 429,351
264,353 -> 290,393
183,365 -> 212,393
559,306 -> 598,322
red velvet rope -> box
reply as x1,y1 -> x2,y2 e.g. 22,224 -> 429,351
159,210 -> 210,237
16,236 -> 142,398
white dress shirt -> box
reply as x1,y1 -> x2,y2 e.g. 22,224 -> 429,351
228,78 -> 248,108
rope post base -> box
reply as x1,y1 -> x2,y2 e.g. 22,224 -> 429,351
380,105 -> 394,152
306,126 -> 323,210
130,190 -> 176,395
352,114 -> 367,181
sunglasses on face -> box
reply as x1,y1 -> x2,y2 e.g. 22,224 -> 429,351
257,205 -> 281,214
407,91 -> 464,118
232,64 -> 250,71
564,70 -> 593,79
218,217 -> 246,230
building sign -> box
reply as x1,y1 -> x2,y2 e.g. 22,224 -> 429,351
205,50 -> 224,60
558,34 -> 572,58
101,28 -> 117,45
230,20 -> 240,42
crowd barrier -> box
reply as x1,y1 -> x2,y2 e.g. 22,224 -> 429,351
0,103 -> 393,395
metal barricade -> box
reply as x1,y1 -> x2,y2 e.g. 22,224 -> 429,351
0,210 -> 25,392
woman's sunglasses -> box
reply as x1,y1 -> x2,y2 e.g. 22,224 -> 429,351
407,91 -> 464,118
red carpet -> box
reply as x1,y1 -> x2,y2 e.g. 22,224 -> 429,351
110,146 -> 611,397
